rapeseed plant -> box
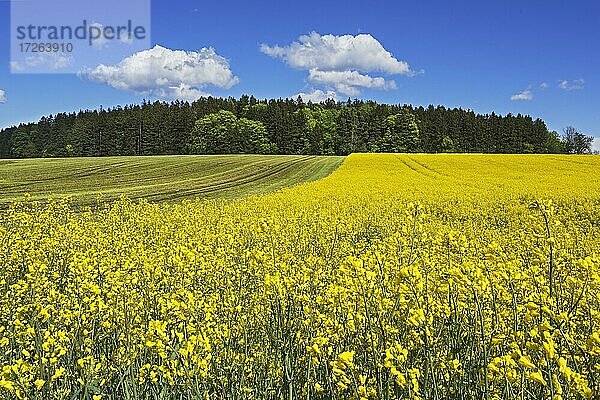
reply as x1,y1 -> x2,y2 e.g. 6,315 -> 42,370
1,154 -> 599,399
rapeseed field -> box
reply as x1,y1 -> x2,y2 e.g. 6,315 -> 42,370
1,154 -> 599,400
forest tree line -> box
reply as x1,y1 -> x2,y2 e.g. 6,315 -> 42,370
0,96 -> 593,158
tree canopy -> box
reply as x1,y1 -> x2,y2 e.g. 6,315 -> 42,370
0,96 -> 593,158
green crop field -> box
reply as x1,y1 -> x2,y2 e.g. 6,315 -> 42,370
0,154 -> 344,206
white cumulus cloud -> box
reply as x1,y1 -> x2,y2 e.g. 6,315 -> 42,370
261,32 -> 416,97
89,22 -> 110,49
559,79 -> 584,91
593,137 -> 600,154
82,45 -> 239,101
25,53 -> 72,70
308,69 -> 396,96
261,32 -> 413,75
294,89 -> 338,103
0,90 -> 6,104
510,90 -> 533,101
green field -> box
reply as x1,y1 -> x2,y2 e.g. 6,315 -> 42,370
0,155 -> 344,206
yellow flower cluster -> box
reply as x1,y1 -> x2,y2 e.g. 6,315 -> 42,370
1,153 -> 599,399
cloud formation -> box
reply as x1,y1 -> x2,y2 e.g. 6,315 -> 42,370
593,137 -> 600,154
307,69 -> 396,96
83,45 -> 239,102
510,90 -> 533,101
21,54 -> 72,70
261,32 -> 416,98
559,79 -> 585,91
0,90 -> 6,104
511,78 -> 585,102
261,32 -> 413,75
294,89 -> 338,103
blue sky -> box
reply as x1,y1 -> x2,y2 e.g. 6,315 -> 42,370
0,0 -> 598,148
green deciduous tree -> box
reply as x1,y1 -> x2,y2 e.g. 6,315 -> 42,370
190,111 -> 274,154
381,110 -> 420,152
238,118 -> 276,154
562,126 -> 593,154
